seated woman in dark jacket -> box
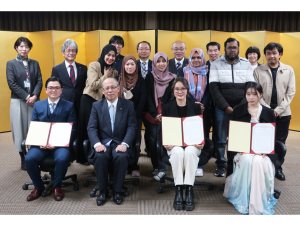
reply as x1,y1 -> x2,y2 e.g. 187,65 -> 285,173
223,82 -> 277,215
163,77 -> 204,211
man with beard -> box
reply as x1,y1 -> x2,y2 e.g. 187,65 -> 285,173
209,38 -> 255,177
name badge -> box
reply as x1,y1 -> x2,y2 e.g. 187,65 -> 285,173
24,79 -> 31,89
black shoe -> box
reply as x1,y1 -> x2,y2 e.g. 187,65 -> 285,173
173,185 -> 184,210
21,159 -> 27,171
274,189 -> 281,199
275,169 -> 286,181
185,185 -> 194,211
113,192 -> 123,205
214,167 -> 225,177
96,191 -> 107,206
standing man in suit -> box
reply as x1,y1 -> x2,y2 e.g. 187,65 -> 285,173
137,41 -> 152,79
87,77 -> 137,206
168,40 -> 189,77
109,35 -> 125,75
51,39 -> 87,116
25,77 -> 76,202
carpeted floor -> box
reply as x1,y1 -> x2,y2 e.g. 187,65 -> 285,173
0,131 -> 299,215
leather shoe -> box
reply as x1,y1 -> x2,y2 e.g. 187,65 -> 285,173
53,187 -> 64,201
113,193 -> 123,205
96,192 -> 107,206
27,188 -> 43,201
275,169 -> 286,181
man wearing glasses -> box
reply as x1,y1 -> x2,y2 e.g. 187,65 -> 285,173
25,77 -> 76,202
137,41 -> 152,79
51,39 -> 87,116
87,77 -> 136,206
169,40 -> 189,77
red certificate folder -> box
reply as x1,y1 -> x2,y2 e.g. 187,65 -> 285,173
162,115 -> 204,147
25,121 -> 73,147
228,121 -> 275,154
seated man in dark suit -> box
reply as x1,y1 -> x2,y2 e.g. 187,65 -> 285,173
168,40 -> 189,77
25,77 -> 76,202
87,77 -> 136,206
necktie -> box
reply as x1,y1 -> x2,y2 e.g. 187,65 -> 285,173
69,64 -> 75,85
49,103 -> 56,114
141,61 -> 147,78
176,62 -> 182,70
109,104 -> 115,132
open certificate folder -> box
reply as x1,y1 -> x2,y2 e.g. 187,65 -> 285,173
25,121 -> 73,147
162,115 -> 204,146
228,121 -> 275,154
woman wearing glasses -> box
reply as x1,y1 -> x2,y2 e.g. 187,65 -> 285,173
163,77 -> 204,211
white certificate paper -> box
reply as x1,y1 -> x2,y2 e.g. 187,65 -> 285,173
48,123 -> 73,147
182,116 -> 204,146
251,123 -> 275,154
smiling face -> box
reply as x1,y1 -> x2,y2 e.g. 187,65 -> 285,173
173,81 -> 188,101
172,42 -> 186,61
207,45 -> 220,62
45,81 -> 62,102
15,42 -> 30,58
104,50 -> 116,65
155,56 -> 168,72
137,42 -> 151,60
102,78 -> 120,102
124,59 -> 137,75
63,46 -> 77,63
191,52 -> 203,67
247,52 -> 258,65
265,48 -> 281,68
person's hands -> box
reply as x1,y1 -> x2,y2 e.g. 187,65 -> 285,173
155,114 -> 162,122
95,144 -> 106,152
115,144 -> 127,152
104,67 -> 114,77
26,95 -> 37,105
225,106 -> 233,114
194,143 -> 204,150
274,111 -> 279,117
40,144 -> 55,150
195,101 -> 205,112
164,145 -> 174,151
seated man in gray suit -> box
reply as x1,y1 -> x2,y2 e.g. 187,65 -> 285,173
87,77 -> 137,206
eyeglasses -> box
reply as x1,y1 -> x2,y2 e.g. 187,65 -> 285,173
47,86 -> 61,90
138,48 -> 150,51
191,56 -> 201,60
174,87 -> 187,92
103,85 -> 118,91
65,49 -> 77,54
173,48 -> 185,51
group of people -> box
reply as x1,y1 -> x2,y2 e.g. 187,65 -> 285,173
6,35 -> 295,214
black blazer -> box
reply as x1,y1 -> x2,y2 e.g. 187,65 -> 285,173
122,75 -> 147,120
145,73 -> 175,120
6,59 -> 43,100
87,98 -> 137,148
231,103 -> 275,123
51,61 -> 87,114
113,54 -> 124,75
137,59 -> 152,79
163,98 -> 202,118
168,58 -> 189,77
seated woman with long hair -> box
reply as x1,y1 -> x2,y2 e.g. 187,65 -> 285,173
223,82 -> 278,215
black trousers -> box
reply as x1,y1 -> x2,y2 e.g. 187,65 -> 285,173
93,143 -> 129,193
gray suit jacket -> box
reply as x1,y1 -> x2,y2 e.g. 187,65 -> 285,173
6,58 -> 43,100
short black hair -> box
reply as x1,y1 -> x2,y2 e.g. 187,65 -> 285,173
45,77 -> 63,89
206,41 -> 220,51
136,41 -> 151,50
244,82 -> 263,96
171,77 -> 190,93
224,37 -> 240,49
109,35 -> 124,47
245,46 -> 261,60
263,42 -> 283,55
14,37 -> 33,50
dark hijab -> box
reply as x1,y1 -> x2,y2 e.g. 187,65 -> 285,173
97,44 -> 117,74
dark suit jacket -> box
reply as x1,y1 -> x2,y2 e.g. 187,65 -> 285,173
168,58 -> 189,77
137,59 -> 152,79
6,58 -> 43,100
112,54 -> 124,75
163,98 -> 202,118
87,98 -> 137,149
51,61 -> 87,113
31,98 -> 77,146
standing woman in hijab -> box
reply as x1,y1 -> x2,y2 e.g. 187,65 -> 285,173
119,55 -> 146,177
144,52 -> 176,181
183,48 -> 207,176
77,44 -> 118,164
6,37 -> 43,170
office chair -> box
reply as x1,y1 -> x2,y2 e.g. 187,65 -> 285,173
83,139 -> 139,198
21,140 -> 79,196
